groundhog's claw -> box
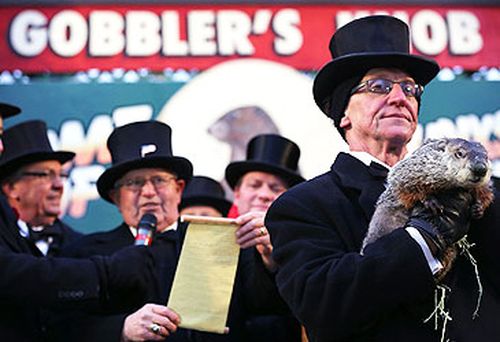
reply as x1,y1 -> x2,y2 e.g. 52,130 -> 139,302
424,196 -> 444,216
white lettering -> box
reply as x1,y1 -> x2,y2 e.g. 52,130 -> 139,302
455,112 -> 498,141
411,10 -> 447,55
217,10 -> 254,56
162,11 -> 188,56
273,9 -> 302,55
391,12 -> 410,27
49,10 -> 87,57
188,10 -> 216,56
424,117 -> 457,138
126,11 -> 161,56
447,11 -> 483,55
335,11 -> 371,29
423,111 -> 500,142
252,9 -> 272,35
89,11 -> 125,56
58,116 -> 113,165
11,8 -> 487,62
112,104 -> 153,127
9,10 -> 47,57
335,11 -> 410,30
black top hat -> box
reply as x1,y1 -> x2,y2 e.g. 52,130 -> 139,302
0,102 -> 21,118
179,176 -> 232,216
0,120 -> 75,181
225,134 -> 305,189
97,121 -> 193,202
313,15 -> 440,115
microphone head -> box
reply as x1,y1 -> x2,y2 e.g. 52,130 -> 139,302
138,213 -> 157,229
135,213 -> 157,246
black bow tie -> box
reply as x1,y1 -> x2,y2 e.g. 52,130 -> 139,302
368,162 -> 389,178
29,224 -> 62,243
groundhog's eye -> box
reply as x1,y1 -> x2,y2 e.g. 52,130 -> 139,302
455,150 -> 466,159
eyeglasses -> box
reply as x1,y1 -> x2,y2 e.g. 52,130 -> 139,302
351,78 -> 424,98
19,170 -> 70,181
115,175 -> 177,192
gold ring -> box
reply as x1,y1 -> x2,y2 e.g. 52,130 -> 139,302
259,227 -> 266,236
150,323 -> 161,334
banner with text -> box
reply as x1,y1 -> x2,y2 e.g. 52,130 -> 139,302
1,4 -> 499,73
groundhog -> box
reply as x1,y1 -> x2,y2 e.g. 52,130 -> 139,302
362,138 -> 494,265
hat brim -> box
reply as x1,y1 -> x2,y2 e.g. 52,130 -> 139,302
313,52 -> 440,114
180,196 -> 232,217
97,156 -> 193,203
0,151 -> 75,181
225,161 -> 305,189
0,103 -> 21,118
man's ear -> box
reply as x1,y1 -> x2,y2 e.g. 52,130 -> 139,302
109,189 -> 119,206
2,182 -> 17,200
176,179 -> 186,193
232,185 -> 241,205
339,113 -> 351,129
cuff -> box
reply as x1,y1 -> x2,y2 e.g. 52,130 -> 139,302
406,227 -> 443,275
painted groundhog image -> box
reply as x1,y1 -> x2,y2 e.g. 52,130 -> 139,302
362,138 -> 494,266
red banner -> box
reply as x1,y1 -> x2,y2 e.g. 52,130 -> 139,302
1,4 -> 498,73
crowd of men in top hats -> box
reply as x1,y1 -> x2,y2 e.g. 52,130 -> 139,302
0,104 -> 171,340
0,104 -> 305,341
0,14 -> 498,342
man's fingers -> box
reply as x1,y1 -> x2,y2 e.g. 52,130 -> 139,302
240,236 -> 271,249
152,305 -> 180,325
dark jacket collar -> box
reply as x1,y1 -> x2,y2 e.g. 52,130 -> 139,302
0,195 -> 34,253
331,152 -> 387,226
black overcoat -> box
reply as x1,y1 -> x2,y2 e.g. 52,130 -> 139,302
60,222 -> 285,342
58,223 -> 186,342
266,152 -> 500,342
45,218 -> 83,256
0,195 -> 102,341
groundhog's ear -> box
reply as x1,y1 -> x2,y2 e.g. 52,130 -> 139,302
422,138 -> 446,151
436,139 -> 448,151
422,138 -> 438,147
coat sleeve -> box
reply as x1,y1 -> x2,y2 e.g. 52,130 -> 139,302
468,187 -> 500,294
0,245 -> 101,307
265,180 -> 438,341
238,247 -> 290,314
0,244 -> 156,313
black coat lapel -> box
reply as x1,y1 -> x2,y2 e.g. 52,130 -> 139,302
334,154 -> 387,219
331,153 -> 387,248
359,166 -> 388,220
0,195 -> 34,254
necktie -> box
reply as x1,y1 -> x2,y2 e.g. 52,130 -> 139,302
29,224 -> 62,255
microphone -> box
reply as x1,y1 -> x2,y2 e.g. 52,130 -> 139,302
134,213 -> 157,246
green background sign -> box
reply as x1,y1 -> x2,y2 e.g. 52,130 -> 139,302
1,71 -> 498,233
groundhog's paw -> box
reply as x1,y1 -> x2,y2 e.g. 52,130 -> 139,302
471,201 -> 485,219
423,196 -> 444,216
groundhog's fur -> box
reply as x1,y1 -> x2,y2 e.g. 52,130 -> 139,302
362,138 -> 494,269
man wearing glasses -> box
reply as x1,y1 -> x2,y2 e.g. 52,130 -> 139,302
0,120 -> 81,256
265,15 -> 499,341
0,106 -> 174,340
61,121 -> 192,341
